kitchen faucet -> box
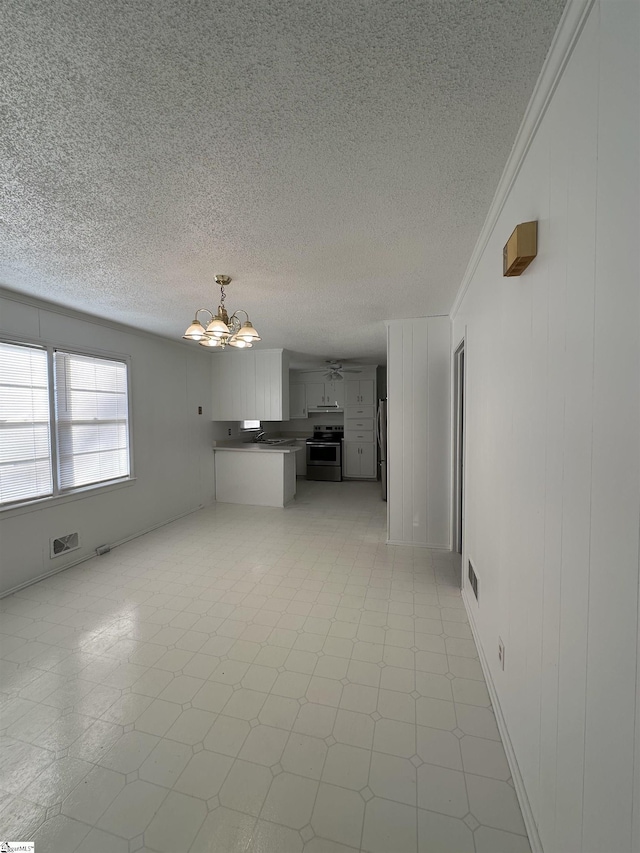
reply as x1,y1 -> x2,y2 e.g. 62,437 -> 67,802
252,431 -> 266,442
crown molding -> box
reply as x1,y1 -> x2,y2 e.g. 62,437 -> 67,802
449,0 -> 596,320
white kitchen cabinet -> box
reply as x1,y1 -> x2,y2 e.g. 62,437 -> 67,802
295,439 -> 307,475
212,349 -> 289,421
305,382 -> 325,409
345,379 -> 375,406
343,441 -> 376,479
304,380 -> 344,409
290,383 -> 307,418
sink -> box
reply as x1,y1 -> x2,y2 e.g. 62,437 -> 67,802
264,438 -> 290,445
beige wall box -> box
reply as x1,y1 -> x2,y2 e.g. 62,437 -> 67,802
503,220 -> 538,276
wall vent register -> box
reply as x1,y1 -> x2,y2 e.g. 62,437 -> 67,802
50,532 -> 80,558
468,559 -> 479,601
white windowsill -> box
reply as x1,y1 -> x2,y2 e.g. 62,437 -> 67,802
0,477 -> 137,519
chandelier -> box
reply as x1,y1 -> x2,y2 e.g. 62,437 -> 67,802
182,275 -> 261,349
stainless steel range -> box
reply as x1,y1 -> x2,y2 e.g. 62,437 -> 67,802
306,425 -> 344,482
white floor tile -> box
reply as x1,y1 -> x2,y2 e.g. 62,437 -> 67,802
144,789 -> 207,852
460,735 -> 510,780
417,810 -> 474,853
31,813 -> 90,853
362,797 -> 417,853
218,758 -> 273,816
2,482 -> 529,853
322,742 -> 370,790
416,763 -> 468,817
369,751 -> 417,805
294,702 -> 337,739
261,771 -> 318,829
312,782 -> 365,848
0,795 -> 47,839
373,718 -> 416,758
190,806 -> 256,853
238,724 -> 289,766
97,779 -> 167,838
465,773 -> 527,835
21,756 -> 92,807
173,749 -> 234,799
138,738 -> 192,787
99,729 -> 158,774
474,824 -> 532,853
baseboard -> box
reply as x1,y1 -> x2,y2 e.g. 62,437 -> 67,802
461,587 -> 544,853
0,502 -> 212,599
386,539 -> 450,549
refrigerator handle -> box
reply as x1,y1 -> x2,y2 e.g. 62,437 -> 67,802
376,402 -> 382,450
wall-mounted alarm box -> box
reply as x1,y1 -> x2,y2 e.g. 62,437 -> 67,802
503,220 -> 538,276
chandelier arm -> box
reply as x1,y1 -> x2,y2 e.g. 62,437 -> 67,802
230,309 -> 250,323
195,308 -> 214,323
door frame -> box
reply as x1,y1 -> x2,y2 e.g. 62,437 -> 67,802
452,337 -> 465,565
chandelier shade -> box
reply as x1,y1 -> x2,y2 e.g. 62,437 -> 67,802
182,319 -> 206,341
182,276 -> 261,350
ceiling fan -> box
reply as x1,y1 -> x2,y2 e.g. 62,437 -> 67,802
322,360 -> 362,381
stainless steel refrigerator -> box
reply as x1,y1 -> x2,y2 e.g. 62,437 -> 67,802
376,399 -> 387,501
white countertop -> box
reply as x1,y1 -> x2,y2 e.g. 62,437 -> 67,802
212,442 -> 301,454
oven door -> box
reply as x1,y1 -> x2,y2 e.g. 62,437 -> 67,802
306,442 -> 341,467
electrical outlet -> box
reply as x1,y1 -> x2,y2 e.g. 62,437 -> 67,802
498,637 -> 505,670
198,406 -> 202,415
228,428 -> 232,436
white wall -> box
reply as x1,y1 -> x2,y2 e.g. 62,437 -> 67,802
0,290 -> 215,596
387,316 -> 451,548
451,2 -> 639,851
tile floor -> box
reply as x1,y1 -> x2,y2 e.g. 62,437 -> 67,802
0,480 -> 530,853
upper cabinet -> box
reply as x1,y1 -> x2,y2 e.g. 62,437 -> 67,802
212,349 -> 290,421
306,380 -> 344,409
345,379 -> 375,406
290,383 -> 306,419
289,367 -> 375,419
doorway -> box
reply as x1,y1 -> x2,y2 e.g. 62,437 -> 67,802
453,340 -> 465,579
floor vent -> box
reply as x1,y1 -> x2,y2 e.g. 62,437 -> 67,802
50,532 -> 80,559
468,559 -> 479,601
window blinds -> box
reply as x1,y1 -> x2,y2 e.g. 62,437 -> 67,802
54,351 -> 130,490
0,342 -> 53,504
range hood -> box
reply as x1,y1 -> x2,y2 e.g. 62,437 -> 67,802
308,404 -> 344,413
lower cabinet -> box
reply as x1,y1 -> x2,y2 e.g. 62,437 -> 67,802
343,441 -> 376,479
295,440 -> 307,476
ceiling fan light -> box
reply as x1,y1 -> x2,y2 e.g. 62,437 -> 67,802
183,320 -> 206,341
206,316 -> 231,338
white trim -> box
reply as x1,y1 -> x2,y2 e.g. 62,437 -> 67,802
0,501 -> 212,598
0,285 -> 209,353
0,477 -> 137,519
385,539 -> 450,550
450,0 -> 596,320
462,587 -> 543,853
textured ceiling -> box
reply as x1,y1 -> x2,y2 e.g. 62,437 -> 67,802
0,0 -> 565,365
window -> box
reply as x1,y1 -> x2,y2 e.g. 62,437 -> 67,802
241,420 -> 261,431
0,342 -> 53,504
0,341 -> 131,507
54,351 -> 130,490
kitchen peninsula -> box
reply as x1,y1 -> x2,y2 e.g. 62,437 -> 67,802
212,442 -> 301,507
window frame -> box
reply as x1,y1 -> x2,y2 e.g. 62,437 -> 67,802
0,335 -> 135,514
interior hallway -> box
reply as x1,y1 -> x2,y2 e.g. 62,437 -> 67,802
0,481 -> 528,852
